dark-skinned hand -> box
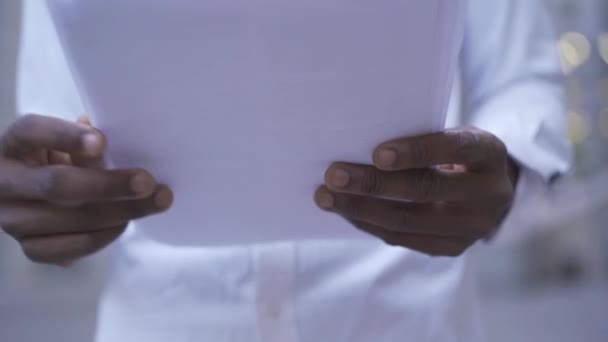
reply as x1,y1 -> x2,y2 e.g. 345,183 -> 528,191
0,114 -> 173,265
315,128 -> 519,257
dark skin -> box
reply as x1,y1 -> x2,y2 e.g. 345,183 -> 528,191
0,115 -> 517,264
0,114 -> 172,265
315,128 -> 519,257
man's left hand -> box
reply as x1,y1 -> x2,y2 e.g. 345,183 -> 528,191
315,128 -> 519,257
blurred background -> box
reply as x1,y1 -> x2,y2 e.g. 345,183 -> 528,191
1,0 -> 607,341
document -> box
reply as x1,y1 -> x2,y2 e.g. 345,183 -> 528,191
47,0 -> 465,246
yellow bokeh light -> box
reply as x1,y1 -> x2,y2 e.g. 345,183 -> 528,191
568,111 -> 590,144
599,32 -> 608,65
558,32 -> 591,74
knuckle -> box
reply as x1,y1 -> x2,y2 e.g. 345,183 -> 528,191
98,171 -> 139,200
359,170 -> 385,195
453,130 -> 479,146
451,129 -> 508,165
410,170 -> 441,201
99,172 -> 133,200
452,130 -> 480,160
410,140 -> 430,166
35,165 -> 84,202
37,166 -> 70,201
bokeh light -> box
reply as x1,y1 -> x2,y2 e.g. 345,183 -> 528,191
558,32 -> 591,74
598,32 -> 608,65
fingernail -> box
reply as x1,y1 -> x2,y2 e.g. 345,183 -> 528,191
154,188 -> 173,210
130,173 -> 155,195
375,148 -> 397,168
315,188 -> 335,210
81,132 -> 102,156
329,168 -> 350,188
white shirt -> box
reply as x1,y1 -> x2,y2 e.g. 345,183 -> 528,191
17,1 -> 571,341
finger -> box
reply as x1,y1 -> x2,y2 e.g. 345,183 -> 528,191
1,186 -> 173,238
77,115 -> 91,126
19,227 -> 125,265
72,116 -> 106,169
1,114 -> 105,159
314,186 -> 487,237
48,150 -> 73,165
0,164 -> 157,203
325,162 -> 486,202
348,219 -> 470,257
373,128 -> 507,172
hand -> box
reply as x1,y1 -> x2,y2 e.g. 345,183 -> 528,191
0,114 -> 173,265
315,128 -> 519,257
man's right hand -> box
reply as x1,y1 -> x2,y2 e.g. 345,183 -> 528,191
0,114 -> 173,265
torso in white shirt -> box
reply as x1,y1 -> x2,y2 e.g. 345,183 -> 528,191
18,0 -> 566,341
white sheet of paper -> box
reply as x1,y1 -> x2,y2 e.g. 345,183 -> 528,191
47,0 -> 465,246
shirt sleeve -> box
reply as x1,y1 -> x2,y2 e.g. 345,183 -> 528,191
461,0 -> 573,243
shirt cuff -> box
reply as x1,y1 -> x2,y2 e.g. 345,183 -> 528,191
470,101 -> 572,244
489,166 -> 549,244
